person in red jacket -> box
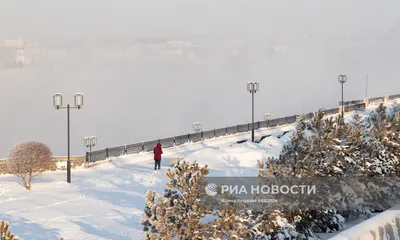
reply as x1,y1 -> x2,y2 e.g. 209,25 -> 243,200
153,141 -> 163,170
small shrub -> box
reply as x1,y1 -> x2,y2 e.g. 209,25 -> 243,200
7,142 -> 52,190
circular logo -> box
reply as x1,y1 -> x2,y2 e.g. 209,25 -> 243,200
205,183 -> 218,196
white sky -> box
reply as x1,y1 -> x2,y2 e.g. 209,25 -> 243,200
0,0 -> 400,157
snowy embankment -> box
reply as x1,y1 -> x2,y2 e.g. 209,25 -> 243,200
0,126 -> 294,239
329,204 -> 400,240
0,99 -> 397,239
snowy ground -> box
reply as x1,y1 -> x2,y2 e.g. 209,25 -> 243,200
0,100 -> 396,240
0,125 -> 294,239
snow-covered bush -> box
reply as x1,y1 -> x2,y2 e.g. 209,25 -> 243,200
142,161 -> 295,239
388,100 -> 400,116
258,104 -> 400,236
141,161 -> 219,239
239,210 -> 303,239
142,104 -> 400,239
6,142 -> 53,190
0,221 -> 19,240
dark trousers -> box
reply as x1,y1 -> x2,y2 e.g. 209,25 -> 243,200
154,160 -> 161,170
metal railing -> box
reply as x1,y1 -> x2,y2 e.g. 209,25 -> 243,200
344,103 -> 366,112
86,115 -> 300,163
339,100 -> 364,106
86,94 -> 399,163
368,96 -> 385,104
389,94 -> 400,100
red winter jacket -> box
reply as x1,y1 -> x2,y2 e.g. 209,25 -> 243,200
153,143 -> 163,161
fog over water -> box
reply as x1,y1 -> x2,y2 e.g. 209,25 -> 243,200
1,0 -> 400,157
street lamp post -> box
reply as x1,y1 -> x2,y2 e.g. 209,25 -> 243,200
84,136 -> 97,152
338,75 -> 347,118
247,81 -> 259,142
53,92 -> 84,183
264,113 -> 270,127
193,122 -> 202,133
365,74 -> 368,98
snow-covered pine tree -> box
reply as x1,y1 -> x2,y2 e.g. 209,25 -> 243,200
305,112 -> 342,178
324,110 -> 398,214
307,110 -> 333,153
389,101 -> 400,115
141,161 -> 213,240
264,104 -> 400,235
348,112 -> 364,129
359,104 -> 400,210
267,110 -> 338,178
362,104 -> 398,175
257,109 -> 373,236
332,115 -> 349,140
207,209 -> 250,239
368,103 -> 387,140
0,221 -> 19,240
327,105 -> 400,212
381,104 -> 400,161
239,210 -> 301,240
142,161 -> 254,240
276,113 -> 310,177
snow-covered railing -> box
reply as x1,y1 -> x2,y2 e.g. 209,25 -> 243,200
389,94 -> 400,100
330,204 -> 400,240
368,96 -> 385,105
86,93 -> 399,164
344,103 -> 366,112
339,100 -> 364,106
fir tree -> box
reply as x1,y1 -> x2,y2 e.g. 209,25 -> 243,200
141,161 -> 212,239
142,161 -> 253,239
257,106 -> 400,236
0,221 -> 19,240
276,113 -> 310,177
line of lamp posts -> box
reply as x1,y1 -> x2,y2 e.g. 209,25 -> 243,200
195,74 -> 347,144
53,75 -> 347,183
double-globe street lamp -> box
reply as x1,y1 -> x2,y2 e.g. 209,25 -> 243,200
338,75 -> 347,118
247,82 -> 259,142
84,136 -> 97,152
193,122 -> 202,133
53,93 -> 84,183
264,113 -> 270,127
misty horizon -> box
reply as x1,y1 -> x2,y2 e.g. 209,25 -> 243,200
1,0 -> 400,157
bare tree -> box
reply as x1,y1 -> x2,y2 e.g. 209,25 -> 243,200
7,142 -> 52,190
